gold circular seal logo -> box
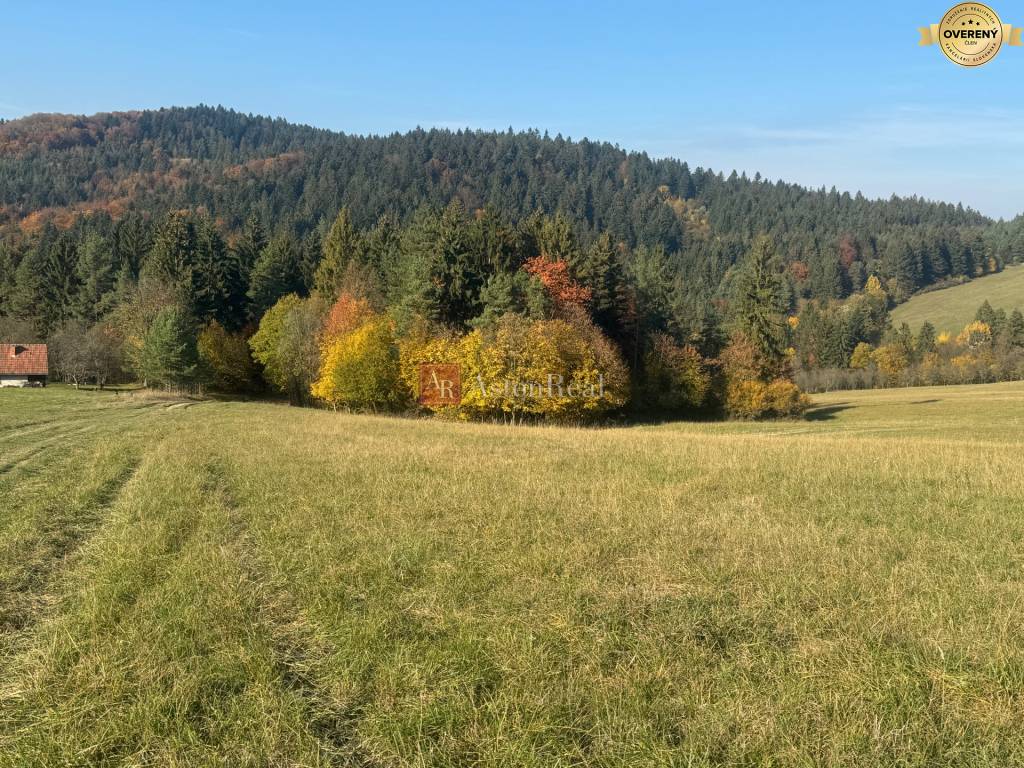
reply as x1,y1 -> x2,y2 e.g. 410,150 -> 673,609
938,3 -> 1004,65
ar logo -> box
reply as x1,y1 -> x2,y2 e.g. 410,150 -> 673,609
418,363 -> 461,406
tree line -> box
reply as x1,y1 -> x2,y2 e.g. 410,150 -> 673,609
0,202 -> 809,419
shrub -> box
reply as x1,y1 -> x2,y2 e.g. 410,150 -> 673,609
725,378 -> 808,419
398,323 -> 476,417
198,321 -> 259,393
849,342 -> 873,369
639,334 -> 711,414
467,315 -> 628,422
720,330 -> 808,418
957,320 -> 992,349
871,344 -> 908,385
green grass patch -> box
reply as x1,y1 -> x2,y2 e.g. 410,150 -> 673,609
891,264 -> 1024,334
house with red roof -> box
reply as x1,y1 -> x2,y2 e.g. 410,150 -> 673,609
0,344 -> 49,387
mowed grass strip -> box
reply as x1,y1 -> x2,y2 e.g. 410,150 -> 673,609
0,384 -> 1023,766
0,410 -> 331,766
0,392 -> 170,646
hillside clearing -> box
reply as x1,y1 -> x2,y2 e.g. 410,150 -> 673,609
1,385 -> 1024,766
891,264 -> 1024,334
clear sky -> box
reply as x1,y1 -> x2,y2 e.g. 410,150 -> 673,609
6,1 -> 1024,218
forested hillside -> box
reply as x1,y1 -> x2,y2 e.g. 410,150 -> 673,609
2,105 -> 1021,305
2,105 -> 1023,409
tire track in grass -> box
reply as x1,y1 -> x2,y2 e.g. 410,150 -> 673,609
204,460 -> 377,765
0,454 -> 144,639
1,442 -> 356,766
0,404 -> 169,652
0,424 -> 99,476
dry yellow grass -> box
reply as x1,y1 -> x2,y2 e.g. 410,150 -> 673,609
1,383 -> 1023,766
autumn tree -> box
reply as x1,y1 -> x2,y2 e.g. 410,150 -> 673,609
523,255 -> 591,316
249,294 -> 324,404
320,291 -> 375,347
639,334 -> 711,414
312,315 -> 406,411
198,321 -> 259,392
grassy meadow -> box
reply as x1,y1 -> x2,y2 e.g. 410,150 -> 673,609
890,264 -> 1024,334
1,384 -> 1024,766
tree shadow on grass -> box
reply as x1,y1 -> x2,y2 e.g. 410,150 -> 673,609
803,403 -> 855,421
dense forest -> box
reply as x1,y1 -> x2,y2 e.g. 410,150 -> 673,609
1,105 -> 1023,414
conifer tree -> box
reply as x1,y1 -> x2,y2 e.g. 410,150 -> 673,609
111,213 -> 152,282
144,212 -> 198,290
975,300 -> 997,328
248,234 -> 304,318
193,217 -> 246,330
1007,309 -> 1024,347
73,232 -> 118,324
916,321 -> 937,356
434,200 -> 482,326
12,233 -> 79,336
138,305 -> 199,386
733,235 -> 788,364
235,213 -> 268,275
314,207 -> 363,298
577,232 -> 623,335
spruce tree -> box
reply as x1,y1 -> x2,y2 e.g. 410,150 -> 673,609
73,232 -> 118,324
314,207 -> 363,298
733,235 -> 788,365
12,234 -> 79,336
434,200 -> 482,326
894,322 -> 915,361
390,207 -> 442,330
192,217 -> 246,329
138,305 -> 198,387
145,212 -> 198,290
248,234 -> 304,318
976,300 -> 997,328
0,242 -> 19,317
111,213 -> 152,281
916,321 -> 937,356
577,232 -> 623,336
235,214 -> 268,275
1007,309 -> 1024,347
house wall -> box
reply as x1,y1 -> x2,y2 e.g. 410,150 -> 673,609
1,376 -> 31,387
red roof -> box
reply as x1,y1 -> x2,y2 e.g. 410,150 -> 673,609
0,344 -> 49,376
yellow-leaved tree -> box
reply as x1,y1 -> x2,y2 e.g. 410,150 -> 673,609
849,342 -> 874,369
399,314 -> 629,422
871,344 -> 908,384
957,320 -> 992,349
312,315 -> 408,411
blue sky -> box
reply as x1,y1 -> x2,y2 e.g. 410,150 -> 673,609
6,1 -> 1024,218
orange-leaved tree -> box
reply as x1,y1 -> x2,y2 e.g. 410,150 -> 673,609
523,255 -> 591,316
320,291 -> 374,348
